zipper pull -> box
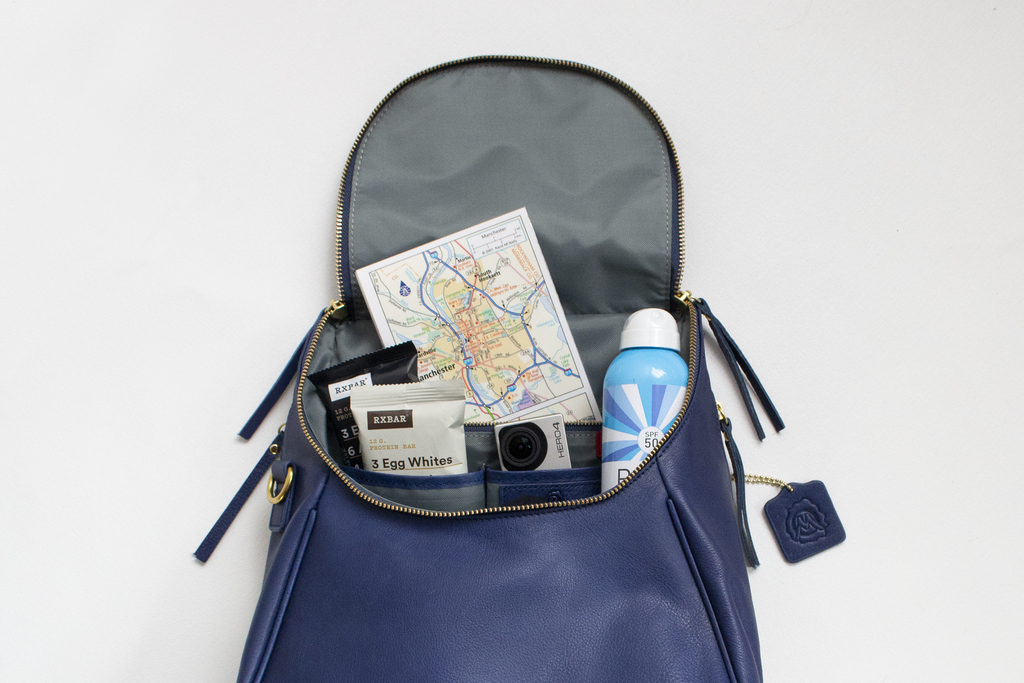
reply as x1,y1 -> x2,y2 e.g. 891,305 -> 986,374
195,429 -> 286,563
238,317 -> 320,440
679,291 -> 784,441
718,402 -> 759,568
238,337 -> 306,440
240,298 -> 347,440
326,299 -> 349,321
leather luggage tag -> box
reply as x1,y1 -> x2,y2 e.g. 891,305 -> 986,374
764,480 -> 846,563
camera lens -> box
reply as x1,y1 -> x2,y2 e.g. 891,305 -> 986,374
497,423 -> 548,471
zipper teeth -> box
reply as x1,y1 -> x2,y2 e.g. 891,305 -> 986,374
297,301 -> 699,518
464,420 -> 601,429
333,54 -> 686,305
317,55 -> 691,516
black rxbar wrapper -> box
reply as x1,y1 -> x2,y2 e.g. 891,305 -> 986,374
308,341 -> 419,467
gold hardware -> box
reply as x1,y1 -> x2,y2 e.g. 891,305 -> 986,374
326,300 -> 348,321
716,401 -> 731,443
676,290 -> 695,305
294,298 -> 700,518
321,57 -> 692,515
738,474 -> 794,493
278,423 -> 287,433
269,444 -> 279,455
267,465 -> 294,504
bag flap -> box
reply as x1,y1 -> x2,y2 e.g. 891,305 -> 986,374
338,57 -> 683,318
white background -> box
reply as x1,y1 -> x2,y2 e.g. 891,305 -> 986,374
2,2 -> 1022,681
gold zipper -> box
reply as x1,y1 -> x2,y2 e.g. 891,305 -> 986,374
295,300 -> 699,517
464,419 -> 601,429
314,56 -> 692,515
325,299 -> 348,321
333,55 -> 686,308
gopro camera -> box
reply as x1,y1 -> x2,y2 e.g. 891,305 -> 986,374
495,414 -> 571,471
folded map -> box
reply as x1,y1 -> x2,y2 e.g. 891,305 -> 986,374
356,208 -> 600,424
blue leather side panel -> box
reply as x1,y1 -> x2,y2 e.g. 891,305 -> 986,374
667,497 -> 737,683
242,311 -> 761,682
237,472 -> 327,683
656,322 -> 763,683
257,455 -> 730,682
253,509 -> 318,682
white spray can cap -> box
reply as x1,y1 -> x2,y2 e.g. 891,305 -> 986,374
619,308 -> 680,351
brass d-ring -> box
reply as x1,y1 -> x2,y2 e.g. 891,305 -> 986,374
267,465 -> 294,504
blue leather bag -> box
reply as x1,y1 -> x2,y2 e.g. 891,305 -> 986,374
226,57 -> 768,683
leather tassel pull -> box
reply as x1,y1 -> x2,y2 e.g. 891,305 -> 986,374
238,318 -> 320,440
718,402 -> 759,568
195,431 -> 286,563
687,294 -> 784,441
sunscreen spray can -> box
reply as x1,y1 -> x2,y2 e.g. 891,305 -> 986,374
601,309 -> 689,492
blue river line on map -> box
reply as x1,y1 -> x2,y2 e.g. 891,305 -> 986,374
407,248 -> 572,414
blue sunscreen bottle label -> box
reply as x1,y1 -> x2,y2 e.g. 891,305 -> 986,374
602,380 -> 686,490
602,310 -> 688,492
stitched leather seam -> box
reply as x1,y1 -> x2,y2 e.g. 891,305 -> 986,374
464,454 -> 659,523
665,496 -> 739,683
653,321 -> 738,682
433,319 -> 703,522
249,474 -> 328,683
333,313 -> 702,521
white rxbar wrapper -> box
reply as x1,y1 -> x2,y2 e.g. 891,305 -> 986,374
349,381 -> 468,476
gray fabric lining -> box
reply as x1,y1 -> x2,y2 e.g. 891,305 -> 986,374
301,313 -> 623,471
485,465 -> 601,508
299,313 -> 690,511
303,60 -> 683,511
346,62 -> 673,318
361,482 -> 485,512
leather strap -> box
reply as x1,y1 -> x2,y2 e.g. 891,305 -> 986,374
719,415 -> 759,568
693,297 -> 785,440
194,432 -> 285,563
238,316 -> 324,441
238,338 -> 307,440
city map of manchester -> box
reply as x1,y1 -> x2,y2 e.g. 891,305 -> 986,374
357,209 -> 600,424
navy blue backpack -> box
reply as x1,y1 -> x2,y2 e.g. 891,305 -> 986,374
200,56 -> 785,683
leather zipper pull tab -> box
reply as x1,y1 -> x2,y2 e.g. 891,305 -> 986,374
718,402 -> 759,568
195,430 -> 286,563
683,292 -> 785,441
238,318 -> 319,440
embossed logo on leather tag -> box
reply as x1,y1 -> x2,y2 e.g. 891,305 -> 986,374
764,481 -> 845,563
786,498 -> 828,543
